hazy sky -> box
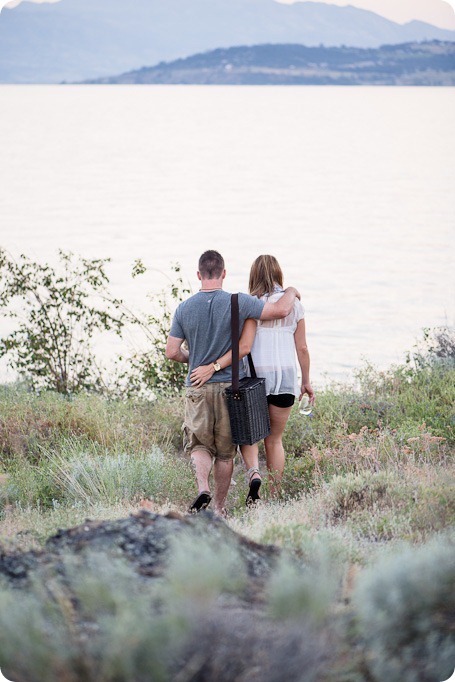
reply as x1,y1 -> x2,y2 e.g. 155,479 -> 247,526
2,0 -> 455,29
282,0 -> 455,28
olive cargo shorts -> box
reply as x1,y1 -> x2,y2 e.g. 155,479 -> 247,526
183,382 -> 238,461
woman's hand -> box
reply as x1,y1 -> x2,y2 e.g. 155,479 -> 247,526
299,383 -> 315,404
190,364 -> 215,387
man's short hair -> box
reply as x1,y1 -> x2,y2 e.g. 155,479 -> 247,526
198,250 -> 225,279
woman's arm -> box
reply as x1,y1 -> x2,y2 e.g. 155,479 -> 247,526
294,319 -> 315,403
190,318 -> 257,386
260,286 -> 300,320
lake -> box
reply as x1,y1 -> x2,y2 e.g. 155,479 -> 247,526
0,85 -> 454,385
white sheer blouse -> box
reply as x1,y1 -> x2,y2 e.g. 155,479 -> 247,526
245,286 -> 305,397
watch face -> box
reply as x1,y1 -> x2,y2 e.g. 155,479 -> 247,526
214,363 -> 221,371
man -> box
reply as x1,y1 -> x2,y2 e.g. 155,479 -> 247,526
165,250 -> 299,516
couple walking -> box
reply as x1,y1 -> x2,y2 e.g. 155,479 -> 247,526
165,250 -> 314,516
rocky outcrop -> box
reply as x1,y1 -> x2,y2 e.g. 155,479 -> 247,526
0,510 -> 280,592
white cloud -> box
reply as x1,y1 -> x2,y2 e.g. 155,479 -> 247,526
2,0 -> 60,8
1,0 -> 455,30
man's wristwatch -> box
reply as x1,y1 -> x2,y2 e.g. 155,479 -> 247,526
213,362 -> 221,372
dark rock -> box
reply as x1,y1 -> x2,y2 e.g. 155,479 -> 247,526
0,510 -> 280,593
0,513 -> 334,682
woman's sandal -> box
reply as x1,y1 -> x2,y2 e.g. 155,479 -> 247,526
246,467 -> 262,506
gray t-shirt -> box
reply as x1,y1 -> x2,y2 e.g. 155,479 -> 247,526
169,290 -> 265,386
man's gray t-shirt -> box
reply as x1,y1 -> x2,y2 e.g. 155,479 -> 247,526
169,290 -> 265,386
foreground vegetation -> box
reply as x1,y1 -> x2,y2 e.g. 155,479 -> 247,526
0,331 -> 454,681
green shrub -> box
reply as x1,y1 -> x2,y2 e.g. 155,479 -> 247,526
69,552 -> 186,682
173,607 -> 330,682
281,331 -> 455,457
167,539 -> 333,682
109,260 -> 190,398
354,534 -> 455,682
0,537 -> 258,682
322,469 -> 455,542
326,471 -> 401,522
0,579 -> 77,682
0,250 -> 126,395
267,550 -> 342,624
356,344 -> 455,446
279,452 -> 317,496
0,551 -> 191,682
165,530 -> 248,609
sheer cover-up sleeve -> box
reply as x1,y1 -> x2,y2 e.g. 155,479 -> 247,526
246,288 -> 304,397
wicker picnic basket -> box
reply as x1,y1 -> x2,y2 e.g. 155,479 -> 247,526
225,294 -> 271,445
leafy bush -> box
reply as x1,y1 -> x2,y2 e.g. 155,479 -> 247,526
356,328 -> 455,444
354,534 -> 455,682
173,608 -> 329,682
320,467 -> 455,543
0,252 -> 192,398
0,250 -> 125,394
408,326 -> 455,369
114,261 -> 190,396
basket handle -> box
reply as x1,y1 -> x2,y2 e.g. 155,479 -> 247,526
231,294 -> 257,396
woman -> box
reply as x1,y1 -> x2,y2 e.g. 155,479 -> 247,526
190,254 -> 314,502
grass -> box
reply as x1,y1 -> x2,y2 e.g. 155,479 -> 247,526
7,444 -> 194,508
0,383 -> 184,465
0,330 -> 454,680
1,344 -> 454,553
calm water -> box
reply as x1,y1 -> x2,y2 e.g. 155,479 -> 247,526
0,85 -> 454,384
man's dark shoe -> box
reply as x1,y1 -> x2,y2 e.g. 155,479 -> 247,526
188,491 -> 212,513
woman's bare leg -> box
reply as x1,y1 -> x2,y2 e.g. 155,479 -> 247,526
240,444 -> 260,477
264,405 -> 293,496
240,443 -> 262,504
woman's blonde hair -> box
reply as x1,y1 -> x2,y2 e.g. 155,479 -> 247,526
249,255 -> 284,298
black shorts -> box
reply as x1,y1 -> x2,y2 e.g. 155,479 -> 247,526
267,393 -> 295,408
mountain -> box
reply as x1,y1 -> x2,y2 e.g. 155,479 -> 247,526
85,41 -> 455,86
1,0 -> 454,84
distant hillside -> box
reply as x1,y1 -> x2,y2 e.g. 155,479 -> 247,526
1,0 -> 455,84
86,41 -> 455,86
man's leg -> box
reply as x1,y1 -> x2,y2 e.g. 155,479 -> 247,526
213,457 -> 234,515
190,449 -> 213,494
188,448 -> 213,511
184,386 -> 215,511
212,383 -> 237,514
